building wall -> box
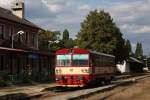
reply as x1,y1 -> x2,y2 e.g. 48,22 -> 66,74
0,49 -> 54,82
0,6 -> 55,83
0,18 -> 39,50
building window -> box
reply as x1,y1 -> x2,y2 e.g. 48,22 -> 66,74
0,24 -> 5,39
18,33 -> 21,42
0,55 -> 4,70
32,33 -> 35,45
9,26 -> 14,40
25,32 -> 28,43
9,26 -> 14,36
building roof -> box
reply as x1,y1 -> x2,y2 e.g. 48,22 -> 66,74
0,46 -> 27,52
90,51 -> 115,58
0,6 -> 40,29
129,57 -> 143,64
0,46 -> 53,56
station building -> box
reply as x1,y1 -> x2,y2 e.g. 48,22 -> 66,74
0,0 -> 54,82
116,57 -> 144,74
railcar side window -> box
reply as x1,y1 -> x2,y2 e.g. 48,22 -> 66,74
72,54 -> 89,66
56,55 -> 71,66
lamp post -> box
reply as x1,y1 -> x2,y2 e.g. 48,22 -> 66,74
48,40 -> 60,76
11,30 -> 25,48
48,40 -> 60,51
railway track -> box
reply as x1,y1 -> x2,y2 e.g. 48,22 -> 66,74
34,73 -> 150,100
0,73 -> 149,100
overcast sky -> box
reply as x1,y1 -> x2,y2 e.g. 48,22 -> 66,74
0,0 -> 150,55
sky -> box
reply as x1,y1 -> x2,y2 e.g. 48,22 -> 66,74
0,0 -> 150,55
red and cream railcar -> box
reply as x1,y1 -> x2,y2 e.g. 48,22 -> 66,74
55,48 -> 116,87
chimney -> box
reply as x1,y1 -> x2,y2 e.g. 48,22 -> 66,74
11,0 -> 24,19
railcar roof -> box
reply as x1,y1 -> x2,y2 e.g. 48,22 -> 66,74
56,48 -> 115,58
56,48 -> 89,54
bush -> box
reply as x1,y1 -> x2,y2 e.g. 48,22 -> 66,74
0,80 -> 7,87
21,75 -> 32,84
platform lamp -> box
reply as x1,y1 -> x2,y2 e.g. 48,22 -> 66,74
48,40 -> 60,51
11,30 -> 25,48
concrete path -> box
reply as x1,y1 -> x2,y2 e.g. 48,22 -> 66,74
0,83 -> 56,98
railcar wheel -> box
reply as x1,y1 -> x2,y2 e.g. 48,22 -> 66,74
99,78 -> 105,85
104,79 -> 111,85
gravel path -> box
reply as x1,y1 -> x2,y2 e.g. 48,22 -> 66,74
85,75 -> 150,100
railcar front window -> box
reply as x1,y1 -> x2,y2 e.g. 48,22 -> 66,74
72,54 -> 89,66
57,55 -> 71,66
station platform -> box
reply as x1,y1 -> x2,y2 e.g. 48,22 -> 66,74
0,83 -> 56,100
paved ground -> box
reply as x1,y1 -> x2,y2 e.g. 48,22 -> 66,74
0,83 -> 56,97
85,76 -> 150,100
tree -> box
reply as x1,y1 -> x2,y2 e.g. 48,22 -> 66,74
135,42 -> 140,57
125,39 -> 132,56
139,43 -> 143,57
62,29 -> 75,48
135,42 -> 143,59
38,30 -> 62,52
63,29 -> 69,41
76,10 -> 128,62
64,38 -> 75,48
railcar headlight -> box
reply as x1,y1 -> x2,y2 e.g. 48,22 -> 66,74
85,69 -> 88,73
81,69 -> 89,73
81,69 -> 92,74
59,69 -> 62,74
55,69 -> 62,74
81,69 -> 85,73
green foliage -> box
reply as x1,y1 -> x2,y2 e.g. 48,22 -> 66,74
76,10 -> 128,62
38,29 -> 76,52
62,29 -> 75,48
125,39 -> 132,55
63,29 -> 69,41
38,30 -> 62,52
135,42 -> 143,59
0,80 -> 7,87
64,38 -> 75,48
21,75 -> 32,84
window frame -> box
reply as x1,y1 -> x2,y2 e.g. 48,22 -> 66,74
72,54 -> 89,67
32,33 -> 35,46
9,26 -> 14,38
56,54 -> 71,67
0,24 -> 5,39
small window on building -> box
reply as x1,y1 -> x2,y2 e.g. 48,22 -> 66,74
9,26 -> 14,39
10,26 -> 14,35
18,32 -> 24,42
32,33 -> 35,45
0,24 -> 5,39
25,32 -> 28,43
0,55 -> 4,70
18,33 -> 21,42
